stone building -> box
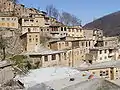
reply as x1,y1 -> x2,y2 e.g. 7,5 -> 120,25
20,32 -> 40,52
86,47 -> 119,64
83,28 -> 103,40
22,46 -> 69,67
79,60 -> 120,80
0,15 -> 18,29
67,26 -> 84,38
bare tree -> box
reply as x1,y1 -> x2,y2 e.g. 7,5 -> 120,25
71,15 -> 82,26
45,5 -> 81,26
46,5 -> 59,20
59,11 -> 81,26
60,12 -> 72,26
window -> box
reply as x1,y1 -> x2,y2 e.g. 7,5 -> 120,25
69,29 -> 71,32
82,42 -> 84,46
100,50 -> 102,54
29,38 -> 32,42
59,43 -> 61,49
52,54 -> 56,60
89,41 -> 91,46
30,19 -> 34,22
92,72 -> 95,74
64,53 -> 67,60
76,29 -> 78,32
61,27 -> 63,31
41,29 -> 43,31
44,56 -> 48,61
36,38 -> 38,42
104,56 -> 107,59
86,42 -> 88,47
105,50 -> 107,53
65,42 -> 68,46
28,28 -> 31,32
7,18 -> 10,21
105,42 -> 107,46
72,29 -> 74,32
47,29 -> 49,31
64,27 -> 67,31
29,35 -> 31,37
80,29 -> 82,32
24,19 -> 29,22
12,18 -> 14,20
1,18 -> 5,20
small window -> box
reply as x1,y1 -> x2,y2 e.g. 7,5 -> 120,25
7,18 -> 10,21
41,29 -> 43,31
105,50 -> 107,53
69,29 -> 71,32
29,38 -> 32,42
92,72 -> 95,74
28,28 -> 31,32
44,56 -> 48,61
47,29 -> 49,31
86,42 -> 88,47
1,18 -> 5,20
82,42 -> 84,46
76,29 -> 78,32
89,41 -> 91,46
24,19 -> 29,22
64,27 -> 66,31
104,56 -> 107,59
36,38 -> 38,42
105,42 -> 107,46
52,55 -> 56,60
64,53 -> 67,60
30,19 -> 34,22
100,57 -> 102,60
61,27 -> 63,31
29,35 -> 31,37
100,50 -> 102,54
59,43 -> 61,48
72,29 -> 74,32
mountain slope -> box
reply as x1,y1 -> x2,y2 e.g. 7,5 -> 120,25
84,11 -> 120,36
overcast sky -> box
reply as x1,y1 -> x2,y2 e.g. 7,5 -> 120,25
19,0 -> 120,25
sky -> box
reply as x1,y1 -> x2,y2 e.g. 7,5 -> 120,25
19,0 -> 120,25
